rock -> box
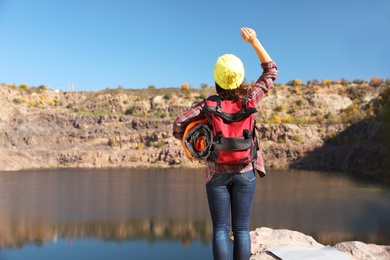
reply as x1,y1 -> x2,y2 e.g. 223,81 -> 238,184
250,227 -> 390,260
334,241 -> 390,260
250,227 -> 323,260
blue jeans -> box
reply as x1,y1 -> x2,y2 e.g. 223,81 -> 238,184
206,170 -> 256,260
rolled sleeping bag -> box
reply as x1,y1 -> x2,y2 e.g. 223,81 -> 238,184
181,119 -> 212,161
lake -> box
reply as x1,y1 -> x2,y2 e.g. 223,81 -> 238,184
0,168 -> 389,259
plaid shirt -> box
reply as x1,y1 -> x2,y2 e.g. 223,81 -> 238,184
173,61 -> 278,182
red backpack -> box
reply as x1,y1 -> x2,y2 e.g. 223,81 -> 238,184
205,95 -> 258,164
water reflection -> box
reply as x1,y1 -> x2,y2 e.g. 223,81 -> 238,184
0,168 -> 389,251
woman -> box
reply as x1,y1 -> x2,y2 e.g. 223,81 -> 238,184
173,27 -> 278,260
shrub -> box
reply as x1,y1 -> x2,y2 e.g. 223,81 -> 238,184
282,115 -> 292,123
108,138 -> 116,148
271,114 -> 282,124
13,98 -> 22,104
155,140 -> 165,148
93,109 -> 111,116
311,79 -> 319,85
181,83 -> 190,90
345,87 -> 364,101
19,83 -> 29,91
322,79 -> 332,85
288,107 -> 297,114
293,87 -> 302,95
292,135 -> 303,142
352,78 -> 365,84
286,80 -> 293,86
38,85 -> 47,91
290,117 -> 306,124
164,93 -> 173,100
125,105 -> 138,115
200,83 -> 209,89
370,77 -> 384,87
295,79 -> 303,86
286,79 -> 302,86
296,98 -> 306,106
199,93 -> 207,99
341,78 -> 349,85
275,104 -> 286,112
312,110 -> 321,116
185,91 -> 192,99
159,112 -> 167,118
333,79 -> 341,84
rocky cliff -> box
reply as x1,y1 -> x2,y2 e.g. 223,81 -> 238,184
1,82 -> 389,179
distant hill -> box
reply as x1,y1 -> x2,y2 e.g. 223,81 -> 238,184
0,81 -> 389,181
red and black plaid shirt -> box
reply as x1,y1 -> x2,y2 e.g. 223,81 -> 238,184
173,61 -> 278,182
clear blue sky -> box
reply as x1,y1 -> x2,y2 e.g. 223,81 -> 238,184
1,0 -> 389,91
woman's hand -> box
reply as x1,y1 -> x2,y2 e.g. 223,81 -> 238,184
240,27 -> 272,63
241,27 -> 257,43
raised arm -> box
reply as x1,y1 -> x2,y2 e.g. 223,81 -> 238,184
241,27 -> 272,63
241,27 -> 278,103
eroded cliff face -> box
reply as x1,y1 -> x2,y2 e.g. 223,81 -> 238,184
0,83 -> 388,177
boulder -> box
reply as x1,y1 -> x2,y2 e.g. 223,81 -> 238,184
250,227 -> 390,260
334,241 -> 390,260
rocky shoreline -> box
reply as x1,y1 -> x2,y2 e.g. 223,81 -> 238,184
250,227 -> 390,260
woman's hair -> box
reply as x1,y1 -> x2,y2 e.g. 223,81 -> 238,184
215,82 -> 247,101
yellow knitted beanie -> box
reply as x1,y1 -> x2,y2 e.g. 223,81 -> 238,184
213,54 -> 245,90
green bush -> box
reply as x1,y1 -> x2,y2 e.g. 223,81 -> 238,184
345,87 -> 365,100
164,93 -> 173,100
155,140 -> 165,148
38,85 -> 47,92
296,98 -> 306,107
288,107 -> 297,114
292,135 -> 303,143
275,104 -> 287,112
18,83 -> 29,91
125,105 -> 138,115
199,93 -> 207,99
290,117 -> 306,124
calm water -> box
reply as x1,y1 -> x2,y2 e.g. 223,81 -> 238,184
0,168 -> 389,260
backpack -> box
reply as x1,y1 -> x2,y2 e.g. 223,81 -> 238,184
205,95 -> 259,164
